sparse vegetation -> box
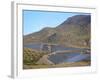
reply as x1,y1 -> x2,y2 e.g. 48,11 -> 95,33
23,61 -> 90,69
23,48 -> 48,65
23,15 -> 91,69
24,15 -> 90,48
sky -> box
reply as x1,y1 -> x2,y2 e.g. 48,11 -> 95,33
23,10 -> 89,35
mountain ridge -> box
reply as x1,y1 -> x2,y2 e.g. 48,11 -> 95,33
24,15 -> 91,48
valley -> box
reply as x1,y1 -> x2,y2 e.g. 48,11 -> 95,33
23,15 -> 91,69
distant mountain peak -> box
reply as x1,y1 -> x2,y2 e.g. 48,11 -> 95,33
58,15 -> 91,27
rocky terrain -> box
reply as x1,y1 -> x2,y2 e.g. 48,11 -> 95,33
23,15 -> 91,69
24,15 -> 91,48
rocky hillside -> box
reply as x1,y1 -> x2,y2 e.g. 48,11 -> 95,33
24,15 -> 91,48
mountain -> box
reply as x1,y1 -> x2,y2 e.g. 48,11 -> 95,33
24,15 -> 91,48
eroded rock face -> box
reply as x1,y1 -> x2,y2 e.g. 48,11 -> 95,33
40,44 -> 52,53
36,55 -> 54,65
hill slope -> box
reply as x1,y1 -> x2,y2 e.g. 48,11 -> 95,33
24,15 -> 91,48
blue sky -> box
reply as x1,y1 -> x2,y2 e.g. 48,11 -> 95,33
23,10 -> 89,35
